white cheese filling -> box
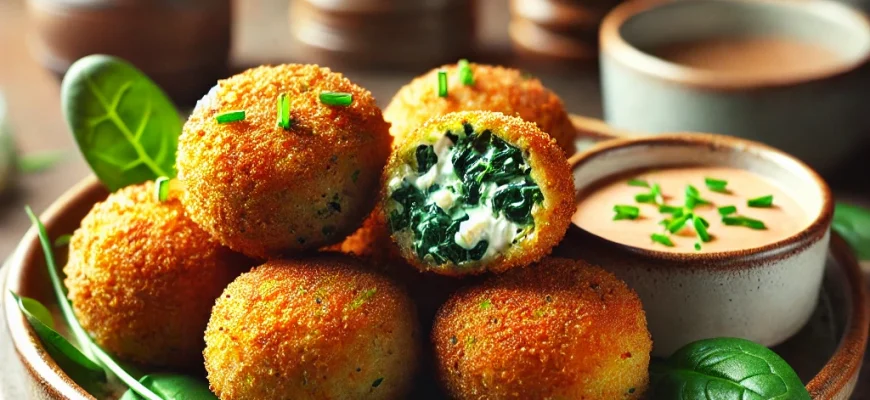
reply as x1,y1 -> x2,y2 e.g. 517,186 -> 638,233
399,135 -> 525,261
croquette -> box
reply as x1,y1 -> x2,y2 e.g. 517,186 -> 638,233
177,64 -> 392,259
380,111 -> 574,276
384,62 -> 576,155
432,257 -> 652,399
204,254 -> 420,400
63,180 -> 249,369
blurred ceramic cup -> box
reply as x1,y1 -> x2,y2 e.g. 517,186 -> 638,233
27,0 -> 232,106
599,0 -> 870,173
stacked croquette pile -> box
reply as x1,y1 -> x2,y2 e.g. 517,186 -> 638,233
63,62 -> 652,399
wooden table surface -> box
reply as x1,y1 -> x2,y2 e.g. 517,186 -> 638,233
0,0 -> 868,398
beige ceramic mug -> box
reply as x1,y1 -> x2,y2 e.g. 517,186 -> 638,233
599,0 -> 870,173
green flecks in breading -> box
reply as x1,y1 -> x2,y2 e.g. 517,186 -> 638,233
350,288 -> 377,309
351,169 -> 360,183
479,299 -> 492,310
371,377 -> 384,388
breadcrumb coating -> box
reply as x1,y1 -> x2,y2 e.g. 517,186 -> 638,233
177,64 -> 391,259
381,111 -> 574,276
63,181 -> 249,368
204,254 -> 420,400
385,63 -> 576,155
432,257 -> 652,399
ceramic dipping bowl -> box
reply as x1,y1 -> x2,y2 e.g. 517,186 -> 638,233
567,133 -> 834,356
599,0 -> 870,173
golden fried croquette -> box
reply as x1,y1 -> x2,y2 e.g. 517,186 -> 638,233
328,208 -> 401,266
384,62 -> 576,155
380,111 -> 574,276
63,181 -> 249,368
177,64 -> 392,259
204,254 -> 420,400
432,257 -> 652,399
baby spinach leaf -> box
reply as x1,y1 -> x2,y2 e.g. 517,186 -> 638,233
415,145 -> 438,173
61,55 -> 181,191
650,337 -> 810,400
119,374 -> 217,400
833,202 -> 870,260
9,292 -> 106,386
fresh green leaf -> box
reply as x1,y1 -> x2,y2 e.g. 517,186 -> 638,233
119,374 -> 217,400
833,202 -> 870,260
415,145 -> 437,173
9,292 -> 106,386
61,55 -> 181,191
650,337 -> 810,400
26,207 -> 163,400
17,150 -> 66,173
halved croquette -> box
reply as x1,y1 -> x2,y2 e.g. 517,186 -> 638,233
432,257 -> 652,399
380,111 -> 574,276
204,254 -> 420,400
177,64 -> 392,258
63,181 -> 250,368
384,62 -> 576,155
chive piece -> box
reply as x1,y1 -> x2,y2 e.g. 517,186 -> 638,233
438,70 -> 448,97
694,242 -> 702,251
613,205 -> 640,220
723,216 -> 767,230
319,91 -> 353,107
705,177 -> 728,193
154,177 -> 170,202
635,193 -> 657,204
698,216 -> 710,228
659,218 -> 671,228
627,179 -> 650,188
718,205 -> 737,216
748,195 -> 774,208
667,213 -> 692,233
215,110 -> 245,124
693,215 -> 711,242
659,205 -> 682,214
651,183 -> 664,204
685,185 -> 711,209
651,233 -> 674,247
277,93 -> 291,129
458,59 -> 474,86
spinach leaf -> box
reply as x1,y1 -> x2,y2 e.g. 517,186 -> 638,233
61,55 -> 181,191
120,374 -> 217,400
9,292 -> 106,392
17,150 -> 66,173
650,337 -> 810,400
415,145 -> 437,173
26,206 -> 164,400
832,202 -> 870,260
492,182 -> 543,225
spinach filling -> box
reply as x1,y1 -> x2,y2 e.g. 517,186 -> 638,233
388,122 -> 544,265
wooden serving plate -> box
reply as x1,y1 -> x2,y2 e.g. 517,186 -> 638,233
1,116 -> 867,399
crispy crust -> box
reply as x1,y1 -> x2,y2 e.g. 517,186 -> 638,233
384,63 -> 576,155
380,111 -> 575,276
432,257 -> 652,399
177,64 -> 392,259
203,254 -> 420,400
63,181 -> 249,369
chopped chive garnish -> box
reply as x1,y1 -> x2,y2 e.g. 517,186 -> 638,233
694,242 -> 702,251
651,183 -> 663,203
718,205 -> 737,216
748,195 -> 774,208
659,218 -> 671,228
155,177 -> 170,202
651,233 -> 674,247
704,177 -> 728,193
277,93 -> 292,129
627,179 -> 649,188
667,213 -> 691,233
722,216 -> 767,230
613,205 -> 640,220
685,185 -> 711,209
458,59 -> 474,86
659,205 -> 682,214
215,110 -> 245,124
635,193 -> 657,204
319,91 -> 353,107
693,215 -> 711,242
438,70 -> 448,97
697,216 -> 710,228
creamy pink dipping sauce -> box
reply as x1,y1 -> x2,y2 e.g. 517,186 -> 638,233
573,166 -> 811,253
